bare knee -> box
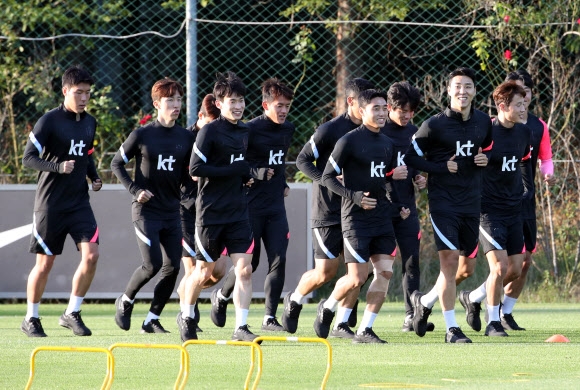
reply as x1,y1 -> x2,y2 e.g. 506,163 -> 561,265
35,255 -> 56,275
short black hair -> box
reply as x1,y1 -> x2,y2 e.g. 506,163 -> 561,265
62,65 -> 94,88
262,78 -> 294,102
387,82 -> 421,111
345,78 -> 375,101
358,89 -> 388,108
505,69 -> 534,90
493,81 -> 526,108
213,71 -> 246,101
448,67 -> 477,88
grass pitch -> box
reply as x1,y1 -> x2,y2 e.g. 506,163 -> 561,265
1,302 -> 579,389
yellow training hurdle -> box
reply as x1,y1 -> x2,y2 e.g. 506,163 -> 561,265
108,343 -> 189,390
182,339 -> 263,390
253,336 -> 333,390
25,346 -> 114,390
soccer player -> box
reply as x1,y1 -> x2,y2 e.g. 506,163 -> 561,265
111,78 -> 194,334
21,65 -> 102,337
457,81 -> 531,337
281,78 -> 375,338
315,88 -> 401,343
381,82 -> 433,332
404,67 -> 493,343
178,71 -> 256,342
176,94 -> 226,332
210,78 -> 295,332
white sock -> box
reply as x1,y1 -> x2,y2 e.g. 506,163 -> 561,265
420,287 -> 439,309
488,304 -> 500,323
469,283 -> 487,303
26,302 -> 40,320
357,310 -> 377,334
183,304 -> 196,320
333,307 -> 352,329
144,311 -> 159,325
263,315 -> 274,324
122,294 -> 135,304
443,310 -> 459,331
235,308 -> 249,329
217,289 -> 231,301
502,295 -> 517,315
65,295 -> 84,315
290,291 -> 305,305
323,297 -> 339,312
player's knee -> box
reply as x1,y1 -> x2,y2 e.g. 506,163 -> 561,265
236,263 -> 253,281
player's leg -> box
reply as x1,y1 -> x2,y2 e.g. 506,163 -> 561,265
261,212 -> 289,331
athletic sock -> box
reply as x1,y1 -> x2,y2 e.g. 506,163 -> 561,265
443,310 -> 459,331
122,294 -> 135,304
183,304 -> 196,320
290,291 -> 305,305
323,296 -> 339,312
263,315 -> 274,324
420,286 -> 439,309
217,289 -> 231,301
333,307 -> 352,329
144,311 -> 159,325
502,295 -> 518,315
356,310 -> 377,334
65,295 -> 84,315
488,304 -> 500,323
26,302 -> 40,320
468,282 -> 487,303
235,308 -> 249,329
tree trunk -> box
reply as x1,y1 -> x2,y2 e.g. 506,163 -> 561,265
335,0 -> 352,116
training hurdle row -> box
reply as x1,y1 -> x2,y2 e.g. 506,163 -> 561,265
25,336 -> 332,390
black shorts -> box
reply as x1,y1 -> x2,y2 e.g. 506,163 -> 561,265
522,217 -> 537,253
180,205 -> 196,258
30,206 -> 99,255
195,220 -> 254,262
312,225 -> 343,260
479,214 -> 524,256
429,212 -> 479,258
342,230 -> 397,264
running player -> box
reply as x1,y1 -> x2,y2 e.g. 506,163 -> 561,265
176,94 -> 226,332
315,88 -> 400,343
280,78 -> 374,338
210,78 -> 295,332
21,65 -> 102,337
178,71 -> 257,342
404,67 -> 493,343
381,82 -> 433,332
111,78 -> 194,334
458,81 -> 531,337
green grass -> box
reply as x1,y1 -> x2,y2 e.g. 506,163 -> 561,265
2,302 -> 580,389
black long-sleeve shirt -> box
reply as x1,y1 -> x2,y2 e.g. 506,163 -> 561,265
380,117 -> 420,216
296,113 -> 359,227
404,106 -> 493,215
322,126 -> 397,235
22,104 -> 99,212
482,119 -> 531,216
245,114 -> 295,216
111,120 -> 194,221
180,123 -> 202,211
189,116 -> 250,226
521,113 -> 550,218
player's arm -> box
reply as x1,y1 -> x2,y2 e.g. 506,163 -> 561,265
403,120 -> 450,173
296,130 -> 324,183
87,147 -> 102,191
474,117 -> 493,167
190,126 -> 249,178
538,118 -> 555,185
110,130 -> 144,196
22,116 -> 71,173
321,138 -> 364,206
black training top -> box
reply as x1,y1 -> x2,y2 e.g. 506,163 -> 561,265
322,125 -> 397,234
481,119 -> 531,216
111,120 -> 194,222
296,113 -> 359,227
380,117 -> 419,217
190,115 -> 251,226
22,104 -> 99,213
521,113 -> 546,218
404,106 -> 493,215
180,123 -> 201,211
246,114 -> 295,216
